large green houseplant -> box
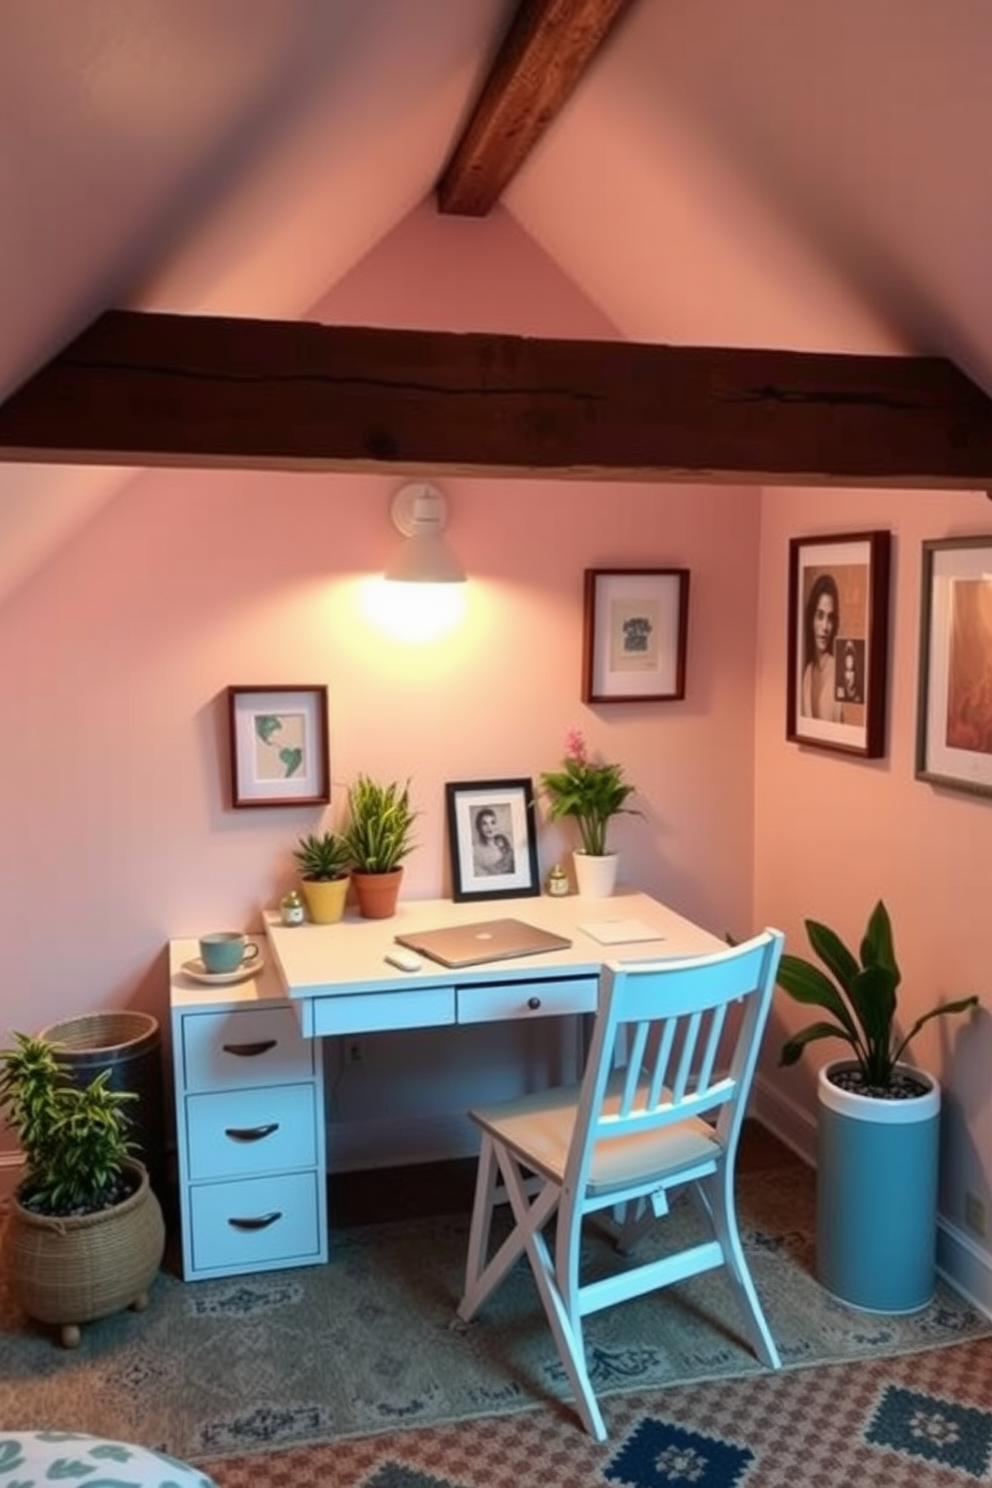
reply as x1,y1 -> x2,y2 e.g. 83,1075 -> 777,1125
0,1031 -> 165,1346
776,899 -> 978,1312
343,774 -> 418,918
777,898 -> 978,1096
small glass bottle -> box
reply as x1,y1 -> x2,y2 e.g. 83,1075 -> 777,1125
547,863 -> 570,897
280,890 -> 306,926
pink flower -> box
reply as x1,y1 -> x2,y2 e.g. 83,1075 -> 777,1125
564,728 -> 587,764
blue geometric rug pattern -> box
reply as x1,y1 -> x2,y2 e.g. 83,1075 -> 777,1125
865,1383 -> 992,1480
605,1419 -> 753,1488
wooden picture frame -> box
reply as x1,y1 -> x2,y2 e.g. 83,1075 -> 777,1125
582,568 -> 689,703
445,778 -> 540,902
916,535 -> 992,798
786,531 -> 890,758
227,685 -> 330,808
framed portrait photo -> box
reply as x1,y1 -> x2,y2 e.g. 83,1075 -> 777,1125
227,685 -> 330,808
786,531 -> 891,758
916,535 -> 992,798
445,778 -> 540,902
582,568 -> 689,703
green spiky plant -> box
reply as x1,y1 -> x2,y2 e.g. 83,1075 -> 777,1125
777,899 -> 978,1093
293,829 -> 352,881
343,775 -> 418,874
0,1032 -> 137,1215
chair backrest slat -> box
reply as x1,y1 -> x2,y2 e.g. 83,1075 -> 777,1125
571,931 -> 784,1194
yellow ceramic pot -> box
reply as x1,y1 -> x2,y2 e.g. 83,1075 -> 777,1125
300,876 -> 350,924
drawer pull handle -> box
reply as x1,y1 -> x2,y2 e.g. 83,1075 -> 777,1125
228,1211 -> 282,1231
222,1039 -> 277,1058
225,1123 -> 279,1143
527,996 -> 542,1010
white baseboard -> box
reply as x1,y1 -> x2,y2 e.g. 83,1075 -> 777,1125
750,1071 -> 817,1167
937,1218 -> 992,1319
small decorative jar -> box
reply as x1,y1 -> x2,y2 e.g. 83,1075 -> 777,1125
279,890 -> 306,926
547,863 -> 570,897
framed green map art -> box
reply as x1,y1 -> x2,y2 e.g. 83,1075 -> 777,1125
227,685 -> 329,808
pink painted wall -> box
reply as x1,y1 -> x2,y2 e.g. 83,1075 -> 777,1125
0,206 -> 759,1155
754,485 -> 992,1239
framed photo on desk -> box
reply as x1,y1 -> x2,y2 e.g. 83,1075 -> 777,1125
446,778 -> 540,902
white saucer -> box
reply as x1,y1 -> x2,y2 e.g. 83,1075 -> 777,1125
182,955 -> 265,986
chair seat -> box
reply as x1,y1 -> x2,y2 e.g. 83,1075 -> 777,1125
470,1076 -> 721,1195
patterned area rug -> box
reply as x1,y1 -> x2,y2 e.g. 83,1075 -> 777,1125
0,1166 -> 989,1466
202,1337 -> 992,1488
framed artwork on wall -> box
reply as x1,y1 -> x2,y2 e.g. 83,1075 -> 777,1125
582,568 -> 689,703
227,685 -> 330,808
445,778 -> 540,902
786,531 -> 891,758
916,535 -> 992,798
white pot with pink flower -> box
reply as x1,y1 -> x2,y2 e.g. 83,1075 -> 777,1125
539,729 -> 641,897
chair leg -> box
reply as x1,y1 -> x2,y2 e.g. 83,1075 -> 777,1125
457,1136 -> 558,1322
700,1168 -> 781,1370
457,1139 -> 607,1440
528,1219 -> 606,1443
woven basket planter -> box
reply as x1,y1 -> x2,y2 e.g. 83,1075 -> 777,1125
1,1157 -> 165,1347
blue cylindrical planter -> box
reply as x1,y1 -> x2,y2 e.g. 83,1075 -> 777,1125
816,1061 -> 940,1313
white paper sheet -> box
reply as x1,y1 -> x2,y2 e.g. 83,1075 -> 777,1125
578,918 -> 667,946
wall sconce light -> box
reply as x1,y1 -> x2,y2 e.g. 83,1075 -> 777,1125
384,482 -> 466,584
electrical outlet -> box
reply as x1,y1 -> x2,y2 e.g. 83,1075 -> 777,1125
964,1191 -> 987,1237
345,1039 -> 364,1068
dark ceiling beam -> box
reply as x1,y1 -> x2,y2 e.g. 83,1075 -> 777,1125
2,309 -> 992,489
436,0 -> 634,217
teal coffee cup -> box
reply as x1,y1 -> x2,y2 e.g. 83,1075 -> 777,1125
199,931 -> 260,975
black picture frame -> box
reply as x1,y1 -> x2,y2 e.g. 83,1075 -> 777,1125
227,685 -> 330,808
582,568 -> 689,703
786,531 -> 890,758
916,535 -> 992,798
445,778 -> 540,902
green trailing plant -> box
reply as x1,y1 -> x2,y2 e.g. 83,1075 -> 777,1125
0,1032 -> 137,1216
540,728 -> 640,857
343,774 -> 418,874
293,829 -> 352,881
777,899 -> 978,1093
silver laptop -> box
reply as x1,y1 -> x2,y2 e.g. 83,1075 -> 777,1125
395,918 -> 572,969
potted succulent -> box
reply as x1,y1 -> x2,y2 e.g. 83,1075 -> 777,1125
0,1031 -> 165,1346
293,828 -> 352,924
540,728 -> 640,897
777,899 -> 978,1312
343,774 -> 418,919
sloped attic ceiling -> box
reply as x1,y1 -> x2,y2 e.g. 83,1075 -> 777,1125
2,0 -> 991,600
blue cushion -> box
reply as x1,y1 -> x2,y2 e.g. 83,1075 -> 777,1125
0,1432 -> 216,1487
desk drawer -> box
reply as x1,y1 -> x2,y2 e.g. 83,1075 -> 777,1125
183,1006 -> 312,1092
189,1171 -> 322,1273
457,976 -> 598,1025
312,985 -> 455,1036
186,1084 -> 317,1181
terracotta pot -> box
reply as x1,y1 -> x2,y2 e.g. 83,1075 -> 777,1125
300,875 -> 350,924
351,868 -> 404,919
1,1158 -> 166,1347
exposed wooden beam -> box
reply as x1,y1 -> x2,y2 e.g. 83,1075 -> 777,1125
2,309 -> 992,489
437,0 -> 634,217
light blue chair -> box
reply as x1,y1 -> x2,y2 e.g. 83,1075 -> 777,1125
456,930 -> 785,1440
